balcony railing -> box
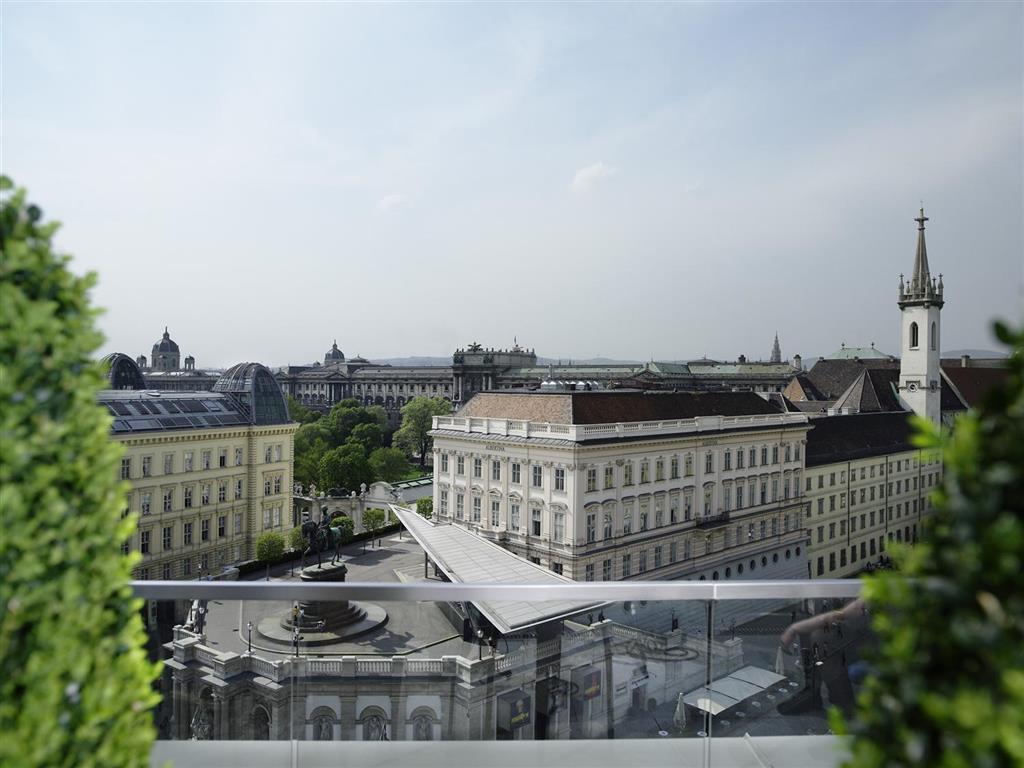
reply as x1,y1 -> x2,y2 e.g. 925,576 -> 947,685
135,578 -> 868,768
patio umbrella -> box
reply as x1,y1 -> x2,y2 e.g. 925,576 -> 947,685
775,645 -> 786,676
673,692 -> 687,731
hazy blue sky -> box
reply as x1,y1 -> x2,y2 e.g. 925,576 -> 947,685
3,2 -> 1021,367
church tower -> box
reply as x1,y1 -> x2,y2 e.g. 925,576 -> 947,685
770,333 -> 782,364
897,208 -> 944,424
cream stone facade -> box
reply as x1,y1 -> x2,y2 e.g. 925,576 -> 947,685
430,391 -> 811,584
116,423 -> 297,579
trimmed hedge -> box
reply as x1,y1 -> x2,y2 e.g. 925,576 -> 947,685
0,178 -> 160,767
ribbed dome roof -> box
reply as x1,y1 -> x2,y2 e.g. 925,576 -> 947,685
213,362 -> 291,425
153,327 -> 179,353
102,352 -> 147,390
325,340 -> 345,361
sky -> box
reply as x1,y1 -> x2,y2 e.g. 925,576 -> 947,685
3,2 -> 1021,368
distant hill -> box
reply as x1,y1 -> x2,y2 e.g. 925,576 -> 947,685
942,348 -> 1008,359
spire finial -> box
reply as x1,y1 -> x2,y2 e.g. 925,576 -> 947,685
164,326 -> 169,337
915,206 -> 928,230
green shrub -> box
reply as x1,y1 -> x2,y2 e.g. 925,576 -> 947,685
288,526 -> 306,552
836,321 -> 1024,768
416,497 -> 433,519
255,531 -> 286,563
0,178 -> 160,768
363,507 -> 387,536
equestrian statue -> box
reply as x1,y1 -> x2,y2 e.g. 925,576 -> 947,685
301,506 -> 348,567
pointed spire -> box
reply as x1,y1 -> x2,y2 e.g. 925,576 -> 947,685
911,207 -> 931,294
163,326 -> 169,338
770,332 -> 782,364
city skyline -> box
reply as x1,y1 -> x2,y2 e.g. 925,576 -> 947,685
4,2 -> 1021,366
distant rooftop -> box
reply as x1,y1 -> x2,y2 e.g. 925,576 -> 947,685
823,343 -> 896,361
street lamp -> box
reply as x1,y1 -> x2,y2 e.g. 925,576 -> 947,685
247,621 -> 253,655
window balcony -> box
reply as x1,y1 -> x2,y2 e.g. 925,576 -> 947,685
135,578 -> 866,767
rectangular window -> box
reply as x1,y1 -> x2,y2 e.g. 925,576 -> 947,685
817,557 -> 824,576
121,457 -> 131,480
724,451 -> 732,471
604,466 -> 614,489
163,454 -> 173,475
202,451 -> 211,470
142,456 -> 152,478
603,513 -> 613,539
829,552 -> 836,572
670,541 -> 678,563
163,489 -> 173,513
274,445 -> 282,462
603,559 -> 612,581
492,461 -> 501,481
685,454 -> 694,476
235,478 -> 243,500
735,485 -> 743,508
532,466 -> 543,488
183,522 -> 193,545
510,503 -> 520,531
140,493 -> 151,516
234,514 -> 242,535
684,539 -> 692,559
235,447 -> 243,466
490,500 -> 500,527
655,460 -> 664,481
623,507 -> 633,535
654,546 -> 663,569
162,526 -> 172,551
587,468 -> 597,492
264,478 -> 272,496
473,458 -> 482,478
218,483 -> 227,503
772,446 -> 779,464
705,453 -> 713,474
184,487 -> 193,508
737,450 -> 745,470
532,508 -> 541,536
472,497 -> 481,522
219,448 -> 228,468
624,463 -> 634,486
264,446 -> 272,463
201,519 -> 210,541
817,526 -> 824,543
441,454 -> 449,472
218,515 -> 226,538
183,558 -> 191,576
555,468 -> 565,491
670,456 -> 679,479
585,564 -> 595,582
749,448 -> 757,467
639,462 -> 650,483
829,522 -> 836,539
761,446 -> 768,465
184,452 -> 193,472
201,484 -> 211,505
439,490 -> 449,515
140,530 -> 150,554
511,462 -> 521,484
455,494 -> 464,519
456,456 -> 465,475
684,492 -> 693,520
638,551 -> 647,573
553,513 -> 565,542
586,513 -> 596,543
274,477 -> 281,494
622,553 -> 631,577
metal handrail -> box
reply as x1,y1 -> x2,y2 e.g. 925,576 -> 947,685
132,578 -> 862,602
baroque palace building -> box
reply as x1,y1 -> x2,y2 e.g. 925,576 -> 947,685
430,390 -> 812,584
101,354 -> 298,580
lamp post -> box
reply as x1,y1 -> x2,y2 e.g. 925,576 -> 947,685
247,621 -> 253,655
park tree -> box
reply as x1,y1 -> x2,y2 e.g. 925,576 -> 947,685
369,447 -> 413,483
836,322 -> 1024,768
288,525 -> 306,553
362,508 -> 387,539
324,401 -> 377,446
285,394 -> 321,425
319,443 -> 373,493
416,497 -> 433,519
393,396 -> 452,468
348,422 -> 383,454
0,178 -> 160,768
255,531 -> 286,562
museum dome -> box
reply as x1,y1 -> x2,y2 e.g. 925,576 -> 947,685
325,340 -> 345,363
153,327 -> 179,353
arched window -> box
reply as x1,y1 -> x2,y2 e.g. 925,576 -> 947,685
930,322 -> 937,350
252,706 -> 271,741
910,322 -> 919,349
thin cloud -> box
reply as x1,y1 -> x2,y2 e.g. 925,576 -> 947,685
571,162 -> 616,194
376,194 -> 409,213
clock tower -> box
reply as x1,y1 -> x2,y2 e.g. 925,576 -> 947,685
897,208 -> 944,424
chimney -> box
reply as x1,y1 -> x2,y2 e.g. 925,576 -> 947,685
960,354 -> 970,368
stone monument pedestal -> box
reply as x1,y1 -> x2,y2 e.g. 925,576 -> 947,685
256,561 -> 388,647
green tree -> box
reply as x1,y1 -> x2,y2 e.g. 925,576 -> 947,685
318,443 -> 373,493
348,422 -> 383,454
255,531 -> 286,562
393,396 -> 452,469
293,422 -> 331,490
416,497 -> 433,519
369,447 -> 413,483
285,394 -> 321,425
836,321 -> 1024,768
363,508 -> 387,538
288,525 -> 306,552
324,402 -> 377,447
329,514 -> 354,545
0,178 -> 159,768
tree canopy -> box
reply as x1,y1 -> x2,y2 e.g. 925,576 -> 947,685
0,178 -> 159,767
255,531 -> 286,563
369,447 -> 414,483
393,396 -> 452,468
